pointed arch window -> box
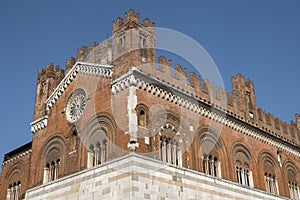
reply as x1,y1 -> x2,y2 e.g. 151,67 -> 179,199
43,159 -> 60,184
7,181 -> 21,200
136,104 -> 149,128
235,161 -> 252,187
119,35 -> 125,49
70,130 -> 78,152
159,135 -> 181,166
289,181 -> 300,200
87,139 -> 108,168
157,123 -> 182,167
139,36 -> 146,49
265,173 -> 278,195
288,169 -> 300,200
202,154 -> 220,178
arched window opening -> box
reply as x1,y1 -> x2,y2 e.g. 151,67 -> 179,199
119,36 -> 125,49
235,161 -> 251,187
87,139 -> 108,168
137,105 -> 149,128
71,130 -> 77,151
202,154 -> 220,178
7,182 -> 21,200
159,135 -> 181,166
265,173 -> 278,195
138,110 -> 146,127
288,169 -> 300,200
139,36 -> 146,49
43,159 -> 60,184
289,181 -> 300,200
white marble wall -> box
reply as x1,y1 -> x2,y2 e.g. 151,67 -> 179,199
25,153 -> 289,200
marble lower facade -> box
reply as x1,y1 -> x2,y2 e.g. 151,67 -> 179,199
25,153 -> 288,200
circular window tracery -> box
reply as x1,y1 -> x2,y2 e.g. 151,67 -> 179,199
66,88 -> 87,123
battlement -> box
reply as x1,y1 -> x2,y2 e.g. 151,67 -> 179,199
76,39 -> 112,64
37,63 -> 65,83
255,108 -> 299,145
137,55 -> 300,146
34,63 -> 65,120
112,9 -> 155,33
138,55 -> 227,111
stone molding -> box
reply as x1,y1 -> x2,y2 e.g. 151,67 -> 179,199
30,116 -> 48,133
112,69 -> 300,158
2,150 -> 32,166
46,62 -> 113,111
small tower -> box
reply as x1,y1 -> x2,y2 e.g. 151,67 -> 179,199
112,9 -> 156,78
33,64 -> 65,120
231,74 -> 257,121
296,114 -> 300,130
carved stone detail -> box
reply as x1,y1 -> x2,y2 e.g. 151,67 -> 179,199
46,62 -> 113,111
30,116 -> 48,133
112,69 -> 300,158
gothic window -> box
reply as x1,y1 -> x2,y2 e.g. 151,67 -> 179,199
202,154 -> 220,177
246,91 -> 251,105
119,35 -> 125,49
288,168 -> 300,200
289,181 -> 300,200
7,181 -> 21,200
87,139 -> 108,168
139,36 -> 146,48
159,135 -> 181,166
265,173 -> 278,195
136,104 -> 149,127
43,159 -> 60,184
71,130 -> 77,151
235,161 -> 251,187
138,109 -> 146,127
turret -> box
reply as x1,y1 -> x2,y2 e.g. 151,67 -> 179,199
230,74 -> 257,121
112,9 -> 156,78
33,63 -> 65,120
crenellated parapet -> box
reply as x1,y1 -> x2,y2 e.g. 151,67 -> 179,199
254,108 -> 300,145
112,9 -> 155,33
112,9 -> 156,78
76,39 -> 112,65
112,67 -> 300,157
33,63 -> 65,120
138,55 -> 227,110
66,57 -> 76,73
135,54 -> 300,147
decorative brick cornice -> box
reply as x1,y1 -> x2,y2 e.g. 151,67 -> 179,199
112,69 -> 300,158
46,62 -> 113,111
30,116 -> 48,133
2,150 -> 32,166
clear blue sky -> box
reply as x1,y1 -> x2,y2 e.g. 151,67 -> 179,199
0,1 -> 299,168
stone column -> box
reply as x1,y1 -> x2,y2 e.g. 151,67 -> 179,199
87,151 -> 94,168
217,162 -> 222,178
6,188 -> 11,200
15,185 -> 19,200
43,167 -> 49,184
249,171 -> 254,187
241,169 -> 245,185
54,163 -> 59,180
94,147 -> 100,165
177,147 -> 182,167
162,140 -> 166,162
172,143 -> 177,165
101,144 -> 107,164
167,142 -> 171,164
